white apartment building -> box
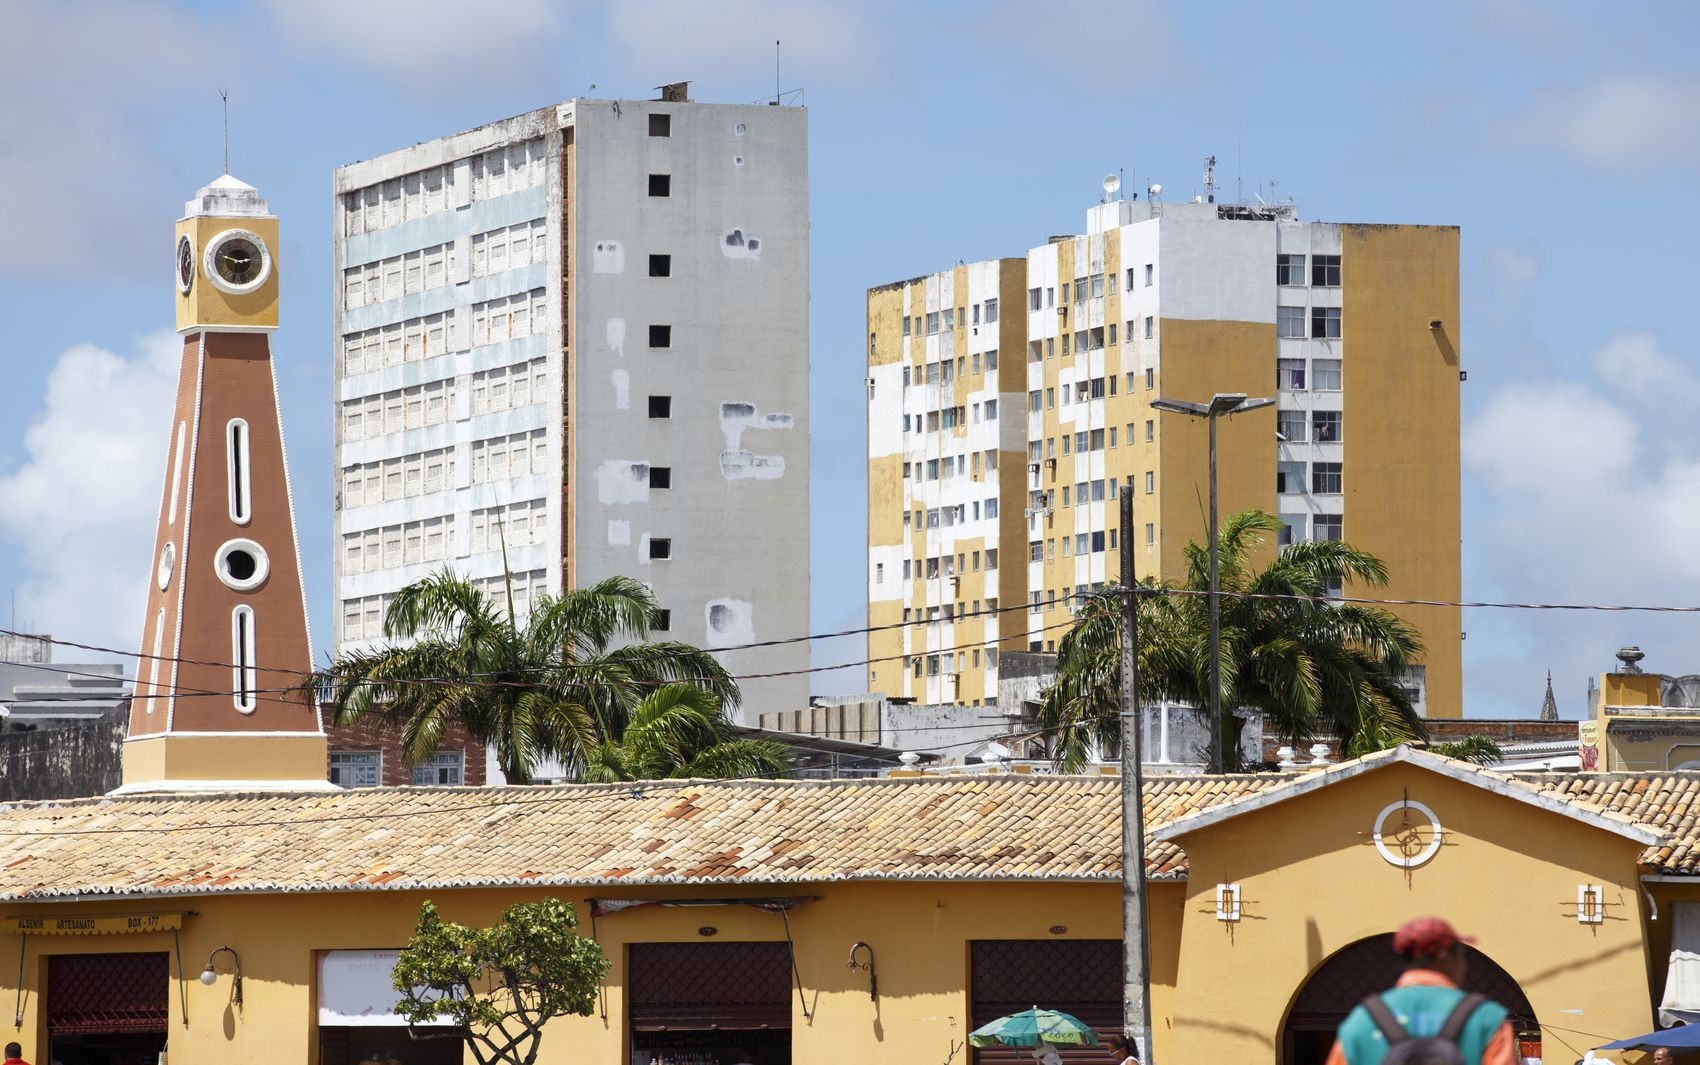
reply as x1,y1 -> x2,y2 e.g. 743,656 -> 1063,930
333,87 -> 810,721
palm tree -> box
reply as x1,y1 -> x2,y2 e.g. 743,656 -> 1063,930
313,570 -> 741,783
580,685 -> 792,783
1038,509 -> 1426,771
1430,735 -> 1503,766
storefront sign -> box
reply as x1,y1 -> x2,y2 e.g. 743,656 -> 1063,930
2,913 -> 183,936
318,949 -> 451,1027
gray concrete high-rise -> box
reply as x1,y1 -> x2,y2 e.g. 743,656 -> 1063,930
332,87 -> 809,723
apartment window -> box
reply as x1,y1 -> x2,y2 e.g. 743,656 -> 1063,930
648,395 -> 672,418
411,751 -> 465,786
1312,306 -> 1341,339
1061,281 -> 1071,303
1091,275 -> 1104,298
1313,409 -> 1342,443
1046,388 -> 1055,410
1277,461 -> 1306,494
1278,358 -> 1307,391
1277,409 -> 1308,443
649,113 -> 671,137
1277,253 -> 1306,286
1313,359 -> 1342,391
1279,515 -> 1304,546
1144,316 -> 1154,339
1145,263 -> 1154,286
1313,462 -> 1343,494
1277,305 -> 1307,338
1144,471 -> 1155,494
1312,254 -> 1342,287
329,751 -> 381,789
1145,523 -> 1155,545
649,254 -> 672,277
1315,513 -> 1344,541
1144,369 -> 1155,390
985,298 -> 999,323
649,466 -> 672,489
648,538 -> 672,560
648,173 -> 671,196
985,398 -> 998,420
985,349 -> 998,370
1028,541 -> 1043,563
1145,419 -> 1154,442
649,324 -> 672,348
1108,323 -> 1118,347
1029,287 -> 1043,311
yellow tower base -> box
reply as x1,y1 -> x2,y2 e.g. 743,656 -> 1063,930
116,734 -> 334,793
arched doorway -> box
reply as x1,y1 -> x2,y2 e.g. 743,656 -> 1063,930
1280,934 -> 1539,1065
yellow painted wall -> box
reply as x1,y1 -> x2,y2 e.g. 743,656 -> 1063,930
1340,225 -> 1462,716
0,880 -> 1175,1065
1153,319 -> 1279,581
175,215 -> 281,332
1164,762 -> 1654,1065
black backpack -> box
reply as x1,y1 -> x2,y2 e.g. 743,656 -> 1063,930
1360,991 -> 1488,1065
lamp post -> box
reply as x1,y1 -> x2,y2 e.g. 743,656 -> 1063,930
1148,392 -> 1275,774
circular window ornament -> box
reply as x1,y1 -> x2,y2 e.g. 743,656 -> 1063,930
1373,799 -> 1444,869
156,542 -> 176,591
202,228 -> 272,296
213,538 -> 270,592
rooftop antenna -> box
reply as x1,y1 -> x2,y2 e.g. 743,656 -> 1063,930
1202,155 -> 1218,204
775,39 -> 781,105
1236,120 -> 1243,204
220,88 -> 229,174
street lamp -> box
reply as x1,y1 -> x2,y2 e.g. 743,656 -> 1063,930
1148,392 -> 1275,774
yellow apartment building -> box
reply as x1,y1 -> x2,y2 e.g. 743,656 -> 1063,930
867,194 -> 1462,715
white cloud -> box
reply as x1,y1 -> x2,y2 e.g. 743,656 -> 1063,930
262,0 -> 564,92
1498,73 -> 1700,172
603,0 -> 890,95
0,334 -> 179,661
0,1 -> 226,279
974,0 -> 1186,90
1463,330 -> 1700,711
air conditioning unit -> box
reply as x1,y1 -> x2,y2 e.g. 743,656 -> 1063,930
950,576 -> 961,591
1057,306 -> 1068,319
1027,462 -> 1041,474
1045,457 -> 1057,471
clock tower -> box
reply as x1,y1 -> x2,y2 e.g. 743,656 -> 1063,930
121,174 -> 331,792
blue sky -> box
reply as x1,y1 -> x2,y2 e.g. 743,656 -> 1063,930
2,0 -> 1698,718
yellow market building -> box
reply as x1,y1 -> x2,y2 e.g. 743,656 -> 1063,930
3,747 -> 1700,1065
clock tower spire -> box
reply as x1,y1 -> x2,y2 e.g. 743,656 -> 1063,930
120,174 -> 330,792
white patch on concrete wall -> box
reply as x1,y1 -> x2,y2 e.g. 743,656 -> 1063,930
593,239 -> 624,273
722,228 -> 762,260
607,519 -> 631,546
719,402 -> 794,449
867,363 -> 904,459
720,451 -> 785,479
704,598 -> 754,648
606,318 -> 626,356
611,369 -> 630,409
594,460 -> 650,504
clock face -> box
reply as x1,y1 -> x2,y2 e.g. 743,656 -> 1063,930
203,229 -> 272,295
175,235 -> 194,295
214,237 -> 262,286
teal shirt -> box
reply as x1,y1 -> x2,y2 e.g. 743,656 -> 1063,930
1336,983 -> 1508,1065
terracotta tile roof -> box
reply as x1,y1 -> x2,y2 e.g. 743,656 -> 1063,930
1510,772 -> 1700,875
0,774 -> 1293,901
0,766 -> 1694,902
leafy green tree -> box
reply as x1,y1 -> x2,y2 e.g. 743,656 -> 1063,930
1430,734 -> 1504,766
581,684 -> 792,782
313,570 -> 740,782
392,897 -> 608,1065
1039,509 -> 1426,771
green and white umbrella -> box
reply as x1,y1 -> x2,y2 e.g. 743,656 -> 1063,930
968,1007 -> 1103,1049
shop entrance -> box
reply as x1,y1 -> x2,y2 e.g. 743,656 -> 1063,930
969,940 -> 1121,1064
628,941 -> 793,1065
316,949 -> 463,1065
46,952 -> 169,1065
1280,934 -> 1540,1065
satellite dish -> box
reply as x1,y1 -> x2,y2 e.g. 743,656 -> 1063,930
1148,183 -> 1163,197
1102,173 -> 1121,197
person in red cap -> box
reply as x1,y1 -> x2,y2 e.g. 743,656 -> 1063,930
1325,917 -> 1518,1065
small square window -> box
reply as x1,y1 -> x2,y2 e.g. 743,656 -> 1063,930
1312,254 -> 1342,287
648,395 -> 672,418
649,113 -> 671,137
649,254 -> 671,277
1277,254 -> 1306,286
649,324 -> 672,348
649,466 -> 672,489
648,537 -> 672,560
1312,306 -> 1341,339
653,608 -> 672,631
648,173 -> 671,197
